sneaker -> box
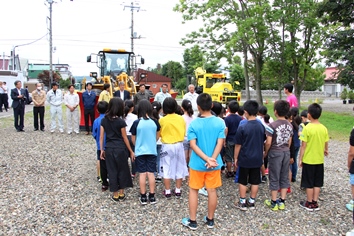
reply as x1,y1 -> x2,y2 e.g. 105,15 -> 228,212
111,195 -> 120,202
246,200 -> 255,210
278,201 -> 285,210
311,201 -> 320,211
181,218 -> 197,230
264,200 -> 279,211
101,185 -> 109,192
265,168 -> 269,175
118,194 -> 126,201
174,189 -> 182,199
155,176 -> 162,183
97,176 -> 102,183
235,201 -> 248,211
261,176 -> 267,183
203,216 -> 214,229
299,200 -> 316,212
149,194 -> 157,205
139,195 -> 148,205
198,188 -> 208,196
226,172 -> 233,178
163,190 -> 171,199
131,174 -> 136,179
347,201 -> 354,211
291,178 -> 296,182
287,187 -> 292,194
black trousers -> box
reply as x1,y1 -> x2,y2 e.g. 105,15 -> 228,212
84,108 -> 95,132
13,104 -> 25,130
98,150 -> 109,186
105,147 -> 133,192
0,94 -> 7,111
33,106 -> 45,130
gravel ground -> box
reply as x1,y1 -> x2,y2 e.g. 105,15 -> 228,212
0,107 -> 353,235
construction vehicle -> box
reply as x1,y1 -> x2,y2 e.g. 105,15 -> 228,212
85,48 -> 144,96
194,67 -> 241,104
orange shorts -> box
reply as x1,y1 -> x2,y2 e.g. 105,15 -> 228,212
189,169 -> 222,189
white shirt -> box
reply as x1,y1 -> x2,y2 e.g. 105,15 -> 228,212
17,88 -> 21,95
125,113 -> 138,135
120,90 -> 124,100
0,87 -> 4,94
182,114 -> 194,137
3,85 -> 7,94
183,92 -> 199,111
64,92 -> 79,107
154,91 -> 171,105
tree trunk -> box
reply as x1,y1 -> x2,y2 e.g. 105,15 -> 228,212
242,41 -> 250,100
254,54 -> 263,105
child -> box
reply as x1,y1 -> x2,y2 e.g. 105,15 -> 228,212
181,99 -> 195,166
130,99 -> 160,205
234,100 -> 265,211
258,106 -> 274,124
100,97 -> 134,202
159,97 -> 189,199
98,83 -> 111,102
346,128 -> 354,212
182,93 -> 225,230
299,110 -> 309,137
124,100 -> 137,178
224,101 -> 242,178
151,101 -> 163,183
264,100 -> 293,211
290,107 -> 301,182
92,101 -> 109,190
299,103 -> 329,211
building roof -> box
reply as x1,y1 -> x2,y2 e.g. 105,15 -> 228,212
324,67 -> 339,81
136,68 -> 172,83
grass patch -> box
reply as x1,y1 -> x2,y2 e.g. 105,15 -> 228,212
264,103 -> 352,141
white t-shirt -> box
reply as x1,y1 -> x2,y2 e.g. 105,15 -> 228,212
182,114 -> 195,137
125,113 -> 138,135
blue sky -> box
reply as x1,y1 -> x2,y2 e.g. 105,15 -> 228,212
0,0 -> 200,75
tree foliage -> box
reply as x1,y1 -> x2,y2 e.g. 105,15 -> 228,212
161,61 -> 184,87
318,0 -> 354,88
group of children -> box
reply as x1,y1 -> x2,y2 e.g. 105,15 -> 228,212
91,92 -> 329,231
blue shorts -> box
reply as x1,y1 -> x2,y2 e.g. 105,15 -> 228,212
350,174 -> 354,185
135,155 -> 157,173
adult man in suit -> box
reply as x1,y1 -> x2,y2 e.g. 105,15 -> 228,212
11,80 -> 27,132
113,81 -> 131,101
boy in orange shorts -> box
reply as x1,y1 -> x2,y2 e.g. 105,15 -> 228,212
181,93 -> 225,230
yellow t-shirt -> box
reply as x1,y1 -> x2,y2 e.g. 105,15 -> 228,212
159,113 -> 186,144
299,123 -> 329,164
98,90 -> 111,103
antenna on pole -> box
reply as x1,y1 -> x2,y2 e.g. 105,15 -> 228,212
123,1 -> 144,76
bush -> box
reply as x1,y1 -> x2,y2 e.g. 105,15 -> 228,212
341,88 -> 348,100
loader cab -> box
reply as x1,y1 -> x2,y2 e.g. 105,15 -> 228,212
87,49 -> 133,77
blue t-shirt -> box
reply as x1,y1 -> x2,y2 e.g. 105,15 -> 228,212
92,114 -> 106,150
224,114 -> 242,143
187,116 -> 226,171
293,127 -> 300,148
235,120 -> 265,168
130,118 -> 161,156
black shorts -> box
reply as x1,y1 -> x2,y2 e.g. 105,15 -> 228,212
135,155 -> 157,173
301,163 -> 324,188
237,167 -> 261,186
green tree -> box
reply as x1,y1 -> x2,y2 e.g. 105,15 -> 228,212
182,45 -> 220,79
229,64 -> 245,90
318,0 -> 354,88
161,61 -> 184,87
175,0 -> 271,104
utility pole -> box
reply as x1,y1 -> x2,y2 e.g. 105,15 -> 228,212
124,2 -> 141,76
48,0 -> 53,86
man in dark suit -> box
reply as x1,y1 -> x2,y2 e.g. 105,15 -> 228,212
11,80 -> 27,132
113,81 -> 131,101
